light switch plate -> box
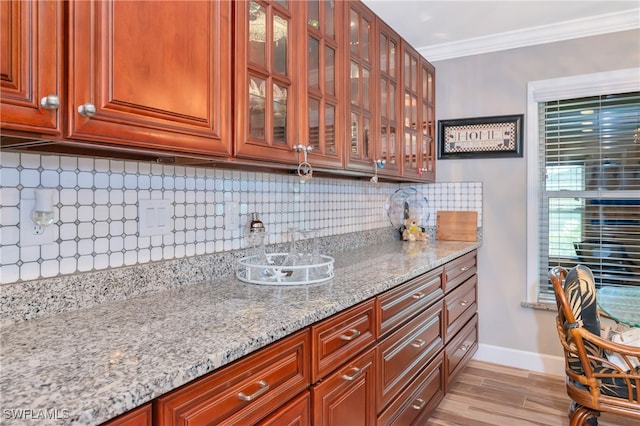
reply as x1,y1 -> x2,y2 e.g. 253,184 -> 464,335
224,201 -> 239,229
20,197 -> 55,247
138,199 -> 172,237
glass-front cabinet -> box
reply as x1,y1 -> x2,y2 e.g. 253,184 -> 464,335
235,0 -> 298,163
400,42 -> 435,181
304,0 -> 345,168
344,2 -> 375,173
420,59 -> 436,181
376,20 -> 402,177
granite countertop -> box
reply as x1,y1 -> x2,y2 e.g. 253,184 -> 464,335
0,240 -> 479,425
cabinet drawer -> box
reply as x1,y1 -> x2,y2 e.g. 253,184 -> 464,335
444,274 -> 477,342
446,313 -> 478,390
311,300 -> 376,382
312,346 -> 377,426
444,250 -> 477,292
377,267 -> 443,338
377,301 -> 444,411
154,329 -> 310,426
377,352 -> 445,426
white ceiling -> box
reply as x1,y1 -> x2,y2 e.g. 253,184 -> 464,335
361,0 -> 640,61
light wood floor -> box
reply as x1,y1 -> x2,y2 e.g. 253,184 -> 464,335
427,360 -> 633,426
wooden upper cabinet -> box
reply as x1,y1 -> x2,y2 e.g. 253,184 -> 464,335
376,20 -> 403,178
0,0 -> 63,136
68,0 -> 232,157
344,1 -> 376,174
420,58 -> 436,181
302,0 -> 345,169
400,42 -> 436,182
234,0 -> 299,164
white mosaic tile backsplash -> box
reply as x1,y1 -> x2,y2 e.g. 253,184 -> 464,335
0,152 -> 482,285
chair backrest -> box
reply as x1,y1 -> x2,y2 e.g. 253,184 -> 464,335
549,265 -> 603,375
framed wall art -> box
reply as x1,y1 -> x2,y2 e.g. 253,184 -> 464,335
438,114 -> 523,159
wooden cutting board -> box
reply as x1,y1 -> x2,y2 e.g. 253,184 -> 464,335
436,211 -> 478,242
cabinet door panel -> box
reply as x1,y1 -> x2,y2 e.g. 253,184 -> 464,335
69,0 -> 231,156
257,391 -> 310,426
312,347 -> 377,426
345,2 -> 376,173
235,0 -> 298,163
304,0 -> 344,169
376,21 -> 402,177
0,0 -> 62,135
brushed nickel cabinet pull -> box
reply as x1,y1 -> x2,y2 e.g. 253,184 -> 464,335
412,398 -> 426,410
339,329 -> 361,341
237,380 -> 270,401
412,292 -> 425,300
341,367 -> 363,381
411,338 -> 426,348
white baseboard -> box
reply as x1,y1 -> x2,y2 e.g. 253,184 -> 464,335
473,343 -> 565,377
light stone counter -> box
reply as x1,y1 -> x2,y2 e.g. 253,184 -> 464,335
0,240 -> 479,425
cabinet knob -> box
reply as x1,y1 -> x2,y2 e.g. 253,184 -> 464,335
78,102 -> 97,118
40,94 -> 60,110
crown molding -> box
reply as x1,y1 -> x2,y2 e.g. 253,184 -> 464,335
420,9 -> 640,62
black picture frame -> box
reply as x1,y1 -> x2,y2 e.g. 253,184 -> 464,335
438,114 -> 524,159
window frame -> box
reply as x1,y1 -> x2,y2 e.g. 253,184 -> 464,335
525,67 -> 640,303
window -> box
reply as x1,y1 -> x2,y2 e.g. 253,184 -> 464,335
526,69 -> 640,303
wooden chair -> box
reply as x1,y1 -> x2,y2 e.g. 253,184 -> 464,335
549,265 -> 640,425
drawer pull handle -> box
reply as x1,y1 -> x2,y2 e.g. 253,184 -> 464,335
412,292 -> 425,300
460,266 -> 470,272
460,344 -> 469,351
411,339 -> 426,348
412,398 -> 426,410
237,380 -> 270,401
339,329 -> 361,341
341,367 -> 363,381
460,300 -> 468,306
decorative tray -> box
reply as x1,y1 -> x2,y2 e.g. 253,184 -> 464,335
236,253 -> 335,286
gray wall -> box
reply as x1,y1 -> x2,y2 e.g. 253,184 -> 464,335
434,29 -> 640,361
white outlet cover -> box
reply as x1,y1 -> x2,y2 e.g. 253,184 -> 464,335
20,197 -> 55,247
224,201 -> 240,229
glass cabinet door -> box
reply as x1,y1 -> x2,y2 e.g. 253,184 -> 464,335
305,0 -> 343,168
235,0 -> 298,162
402,44 -> 420,179
377,22 -> 401,177
420,59 -> 436,181
345,2 -> 375,171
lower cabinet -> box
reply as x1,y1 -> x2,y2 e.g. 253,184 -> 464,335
99,250 -> 478,425
311,347 -> 378,426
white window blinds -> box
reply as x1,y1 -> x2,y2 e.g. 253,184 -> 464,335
539,91 -> 640,301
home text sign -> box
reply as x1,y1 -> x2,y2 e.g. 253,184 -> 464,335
438,114 -> 523,159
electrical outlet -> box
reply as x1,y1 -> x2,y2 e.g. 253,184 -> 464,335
20,197 -> 55,247
224,201 -> 239,229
